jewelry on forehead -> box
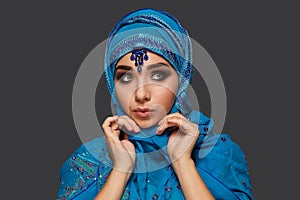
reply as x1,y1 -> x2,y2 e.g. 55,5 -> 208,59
130,48 -> 149,72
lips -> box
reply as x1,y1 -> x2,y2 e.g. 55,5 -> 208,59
132,107 -> 154,118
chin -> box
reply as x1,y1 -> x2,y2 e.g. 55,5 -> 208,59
135,119 -> 158,129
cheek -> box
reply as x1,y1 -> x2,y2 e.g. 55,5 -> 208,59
115,87 -> 132,112
153,88 -> 176,109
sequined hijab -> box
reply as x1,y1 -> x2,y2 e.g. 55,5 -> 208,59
104,8 -> 193,116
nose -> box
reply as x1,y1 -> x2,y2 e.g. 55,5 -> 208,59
134,84 -> 151,103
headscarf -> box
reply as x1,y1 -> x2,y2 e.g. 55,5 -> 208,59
104,8 -> 193,115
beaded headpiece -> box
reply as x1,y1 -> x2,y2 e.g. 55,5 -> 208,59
130,48 -> 148,72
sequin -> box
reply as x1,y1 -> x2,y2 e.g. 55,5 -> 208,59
165,186 -> 171,192
242,180 -> 247,188
121,187 -> 130,199
97,164 -> 112,189
152,194 -> 158,200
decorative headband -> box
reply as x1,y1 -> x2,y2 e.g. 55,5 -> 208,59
130,48 -> 148,72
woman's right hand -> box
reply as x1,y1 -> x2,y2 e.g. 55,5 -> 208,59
95,116 -> 140,200
102,115 -> 140,173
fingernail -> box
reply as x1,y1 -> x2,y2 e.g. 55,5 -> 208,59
156,126 -> 162,133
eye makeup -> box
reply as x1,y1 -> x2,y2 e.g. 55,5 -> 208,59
114,62 -> 172,84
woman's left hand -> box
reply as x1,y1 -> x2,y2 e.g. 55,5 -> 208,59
156,112 -> 200,163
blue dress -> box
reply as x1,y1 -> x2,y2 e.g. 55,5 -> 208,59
57,132 -> 253,199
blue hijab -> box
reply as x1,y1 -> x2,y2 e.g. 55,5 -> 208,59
57,8 -> 253,200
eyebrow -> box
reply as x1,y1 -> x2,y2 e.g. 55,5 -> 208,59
115,62 -> 169,71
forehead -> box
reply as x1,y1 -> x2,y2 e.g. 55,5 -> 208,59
116,51 -> 171,67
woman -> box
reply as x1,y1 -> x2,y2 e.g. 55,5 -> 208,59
57,8 -> 253,200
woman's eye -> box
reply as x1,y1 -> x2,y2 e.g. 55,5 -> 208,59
151,72 -> 165,80
120,74 -> 133,82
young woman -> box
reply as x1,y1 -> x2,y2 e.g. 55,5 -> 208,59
57,8 -> 253,200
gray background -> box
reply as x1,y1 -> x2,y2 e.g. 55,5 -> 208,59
2,1 -> 299,199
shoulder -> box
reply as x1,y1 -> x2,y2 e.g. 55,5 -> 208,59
194,132 -> 248,174
59,137 -> 105,176
210,133 -> 246,160
194,133 -> 253,199
57,137 -> 107,199
195,133 -> 246,160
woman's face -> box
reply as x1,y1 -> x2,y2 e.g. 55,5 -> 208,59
114,51 -> 179,128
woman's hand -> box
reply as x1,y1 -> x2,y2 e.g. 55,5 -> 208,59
102,115 -> 140,173
156,113 -> 214,199
95,116 -> 140,200
156,112 -> 199,163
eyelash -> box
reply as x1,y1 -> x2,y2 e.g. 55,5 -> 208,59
151,71 -> 166,80
115,71 -> 168,83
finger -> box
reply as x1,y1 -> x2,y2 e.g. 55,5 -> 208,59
120,140 -> 135,154
102,116 -> 119,137
156,118 -> 180,135
158,112 -> 188,125
168,118 -> 199,139
102,116 -> 119,128
123,132 -> 129,140
119,116 -> 140,133
166,113 -> 189,123
156,114 -> 193,135
164,118 -> 186,130
118,118 -> 134,132
111,122 -> 121,137
111,120 -> 120,131
122,116 -> 140,132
